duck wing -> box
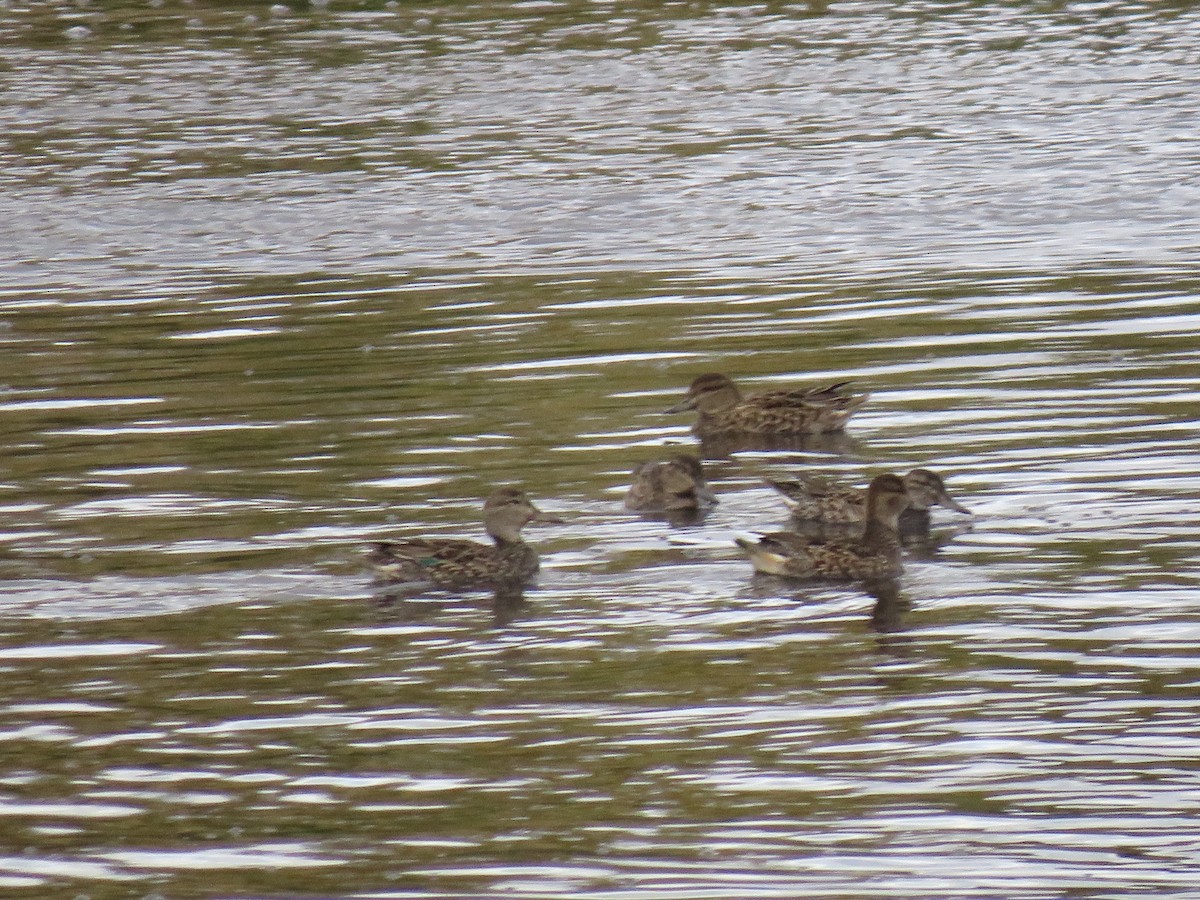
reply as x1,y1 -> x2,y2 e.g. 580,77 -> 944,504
766,473 -> 841,502
748,382 -> 860,409
367,537 -> 497,583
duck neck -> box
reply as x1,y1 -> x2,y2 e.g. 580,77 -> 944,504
861,500 -> 902,546
488,526 -> 529,549
861,517 -> 898,545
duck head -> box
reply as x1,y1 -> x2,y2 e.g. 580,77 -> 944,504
903,469 -> 970,514
865,473 -> 911,529
664,373 -> 742,414
483,488 -> 564,543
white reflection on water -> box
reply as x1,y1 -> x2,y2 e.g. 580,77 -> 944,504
101,843 -> 345,870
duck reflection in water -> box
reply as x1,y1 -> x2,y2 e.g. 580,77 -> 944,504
866,578 -> 910,634
372,582 -> 528,628
697,429 -> 864,462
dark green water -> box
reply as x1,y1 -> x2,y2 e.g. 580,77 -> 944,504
1,1 -> 1200,897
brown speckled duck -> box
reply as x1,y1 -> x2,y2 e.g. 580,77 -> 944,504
767,468 -> 970,526
665,373 -> 869,436
736,473 -> 910,581
624,453 -> 717,512
367,488 -> 562,588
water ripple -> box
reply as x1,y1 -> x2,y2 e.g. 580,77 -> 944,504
0,2 -> 1199,897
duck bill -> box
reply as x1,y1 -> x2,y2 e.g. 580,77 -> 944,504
528,507 -> 565,525
697,484 -> 719,505
663,396 -> 697,414
941,497 -> 971,515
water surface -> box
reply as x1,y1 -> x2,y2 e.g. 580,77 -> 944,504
2,1 -> 1200,897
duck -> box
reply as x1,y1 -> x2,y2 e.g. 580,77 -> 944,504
664,372 -> 869,436
766,468 -> 970,526
624,452 -> 717,512
367,488 -> 562,588
735,472 -> 910,581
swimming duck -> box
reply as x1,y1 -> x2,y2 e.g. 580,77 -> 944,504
735,473 -> 910,581
664,373 -> 868,436
766,468 -> 969,526
624,452 -> 717,512
367,488 -> 562,588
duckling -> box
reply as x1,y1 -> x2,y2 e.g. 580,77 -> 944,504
624,453 -> 717,512
665,372 -> 868,436
736,473 -> 910,581
367,488 -> 562,588
767,468 -> 969,526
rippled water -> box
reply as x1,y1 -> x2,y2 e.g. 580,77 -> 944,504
2,1 -> 1200,896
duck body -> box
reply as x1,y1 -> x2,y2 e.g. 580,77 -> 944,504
367,536 -> 541,588
736,473 -> 910,581
767,468 -> 969,527
735,530 -> 904,581
665,373 -> 868,436
367,488 -> 561,589
625,453 -> 717,512
766,474 -> 869,525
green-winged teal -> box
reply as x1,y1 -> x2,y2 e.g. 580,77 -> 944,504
736,473 -> 910,581
625,452 -> 717,512
665,373 -> 868,436
367,488 -> 562,588
767,468 -> 969,526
